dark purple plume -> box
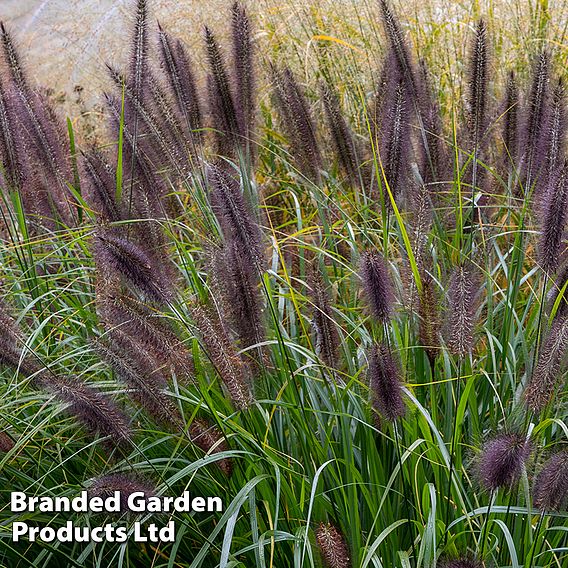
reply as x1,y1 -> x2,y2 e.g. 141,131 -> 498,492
359,250 -> 394,323
524,315 -> 568,413
439,557 -> 483,568
0,300 -> 29,371
378,0 -> 417,98
89,473 -> 155,513
320,82 -> 361,185
500,70 -> 519,171
128,0 -> 149,102
212,240 -> 266,358
520,51 -> 551,194
0,301 -> 131,453
271,65 -> 322,182
477,432 -> 531,491
207,162 -> 263,266
107,65 -> 184,173
417,59 -> 448,193
543,79 -> 567,189
0,22 -> 75,226
368,343 -> 405,422
205,26 -> 240,155
98,292 -> 194,382
189,417 -> 233,475
231,1 -> 255,156
378,81 -> 411,205
94,332 -> 183,430
191,303 -> 253,409
533,449 -> 568,510
37,373 -> 133,450
466,20 -> 489,153
0,431 -> 14,453
445,262 -> 480,358
158,24 -> 202,141
307,262 -> 340,370
538,165 -> 568,274
0,78 -> 22,191
81,149 -> 123,222
93,230 -> 175,304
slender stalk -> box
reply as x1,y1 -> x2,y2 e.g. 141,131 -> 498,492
479,489 -> 495,559
526,510 -> 545,568
442,361 -> 462,545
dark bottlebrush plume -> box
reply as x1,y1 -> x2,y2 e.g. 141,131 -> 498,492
371,48 -> 399,139
128,0 -> 148,103
538,166 -> 568,274
466,20 -> 488,156
0,301 -> 131,451
368,343 -> 405,422
0,23 -> 75,226
231,1 -> 255,154
0,300 -> 29,370
418,271 -> 440,366
359,250 -> 394,323
204,26 -> 240,155
379,82 -> 410,204
147,72 -> 189,156
533,449 -> 568,510
36,373 -> 132,449
81,150 -> 122,223
0,22 -> 27,94
0,431 -> 14,452
520,51 -> 550,194
104,92 -> 169,232
0,79 -> 22,191
320,82 -> 360,185
500,70 -> 519,169
307,262 -> 340,370
98,293 -> 194,382
439,557 -> 483,568
446,262 -> 480,358
107,66 -> 184,172
90,473 -> 155,513
189,418 -> 233,475
158,25 -> 202,139
417,59 -> 447,192
214,240 -> 266,357
271,65 -> 322,182
543,79 -> 567,187
524,315 -> 568,413
191,303 -> 253,409
207,162 -> 263,266
94,333 -> 183,430
462,20 -> 489,223
478,432 -> 531,491
93,230 -> 174,304
314,522 -> 351,568
378,0 -> 417,97
106,325 -> 170,388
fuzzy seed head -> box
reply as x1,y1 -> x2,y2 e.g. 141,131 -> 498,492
368,343 -> 405,422
0,431 -> 14,453
478,433 -> 531,491
360,250 -> 394,323
90,473 -> 155,513
533,450 -> 568,511
315,522 -> 351,568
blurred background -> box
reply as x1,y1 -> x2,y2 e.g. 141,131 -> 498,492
1,0 -> 566,142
